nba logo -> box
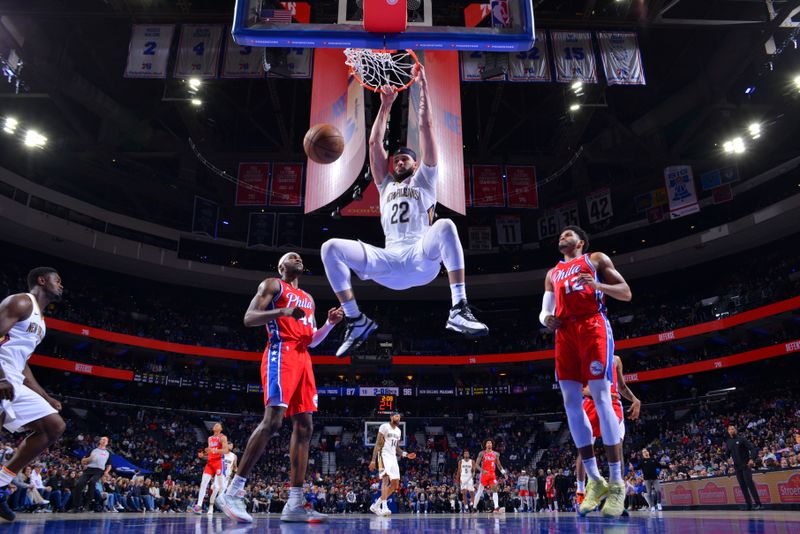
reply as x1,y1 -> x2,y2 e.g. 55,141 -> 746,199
490,0 -> 510,28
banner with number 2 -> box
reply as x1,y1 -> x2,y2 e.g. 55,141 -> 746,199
174,24 -> 224,79
125,25 -> 175,79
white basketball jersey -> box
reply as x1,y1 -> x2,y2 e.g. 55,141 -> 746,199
379,164 -> 438,249
379,422 -> 402,456
223,452 -> 236,477
0,294 -> 45,384
460,459 -> 473,479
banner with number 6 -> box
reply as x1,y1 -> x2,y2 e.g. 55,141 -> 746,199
551,30 -> 597,84
174,24 -> 224,79
125,25 -> 175,79
222,33 -> 265,78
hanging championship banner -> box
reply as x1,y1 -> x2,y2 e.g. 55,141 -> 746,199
472,165 -> 505,207
460,51 -> 508,82
235,163 -> 269,206
247,213 -> 276,248
468,226 -> 492,250
124,25 -> 175,79
192,196 -> 219,238
597,31 -> 646,86
664,165 -> 701,219
268,48 -> 314,79
222,33 -> 265,79
174,24 -> 224,79
269,163 -> 303,207
505,165 -> 538,208
551,31 -> 597,84
496,215 -> 522,245
585,187 -> 613,224
508,30 -> 551,82
276,213 -> 303,247
465,165 -> 473,207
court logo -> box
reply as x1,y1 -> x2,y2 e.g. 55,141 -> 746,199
589,361 -> 604,376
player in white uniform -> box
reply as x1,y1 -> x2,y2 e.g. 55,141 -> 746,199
368,412 -> 416,516
321,64 -> 488,357
0,267 -> 67,522
209,442 -> 238,514
456,450 -> 475,512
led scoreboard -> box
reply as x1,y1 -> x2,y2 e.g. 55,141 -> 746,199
377,395 -> 396,415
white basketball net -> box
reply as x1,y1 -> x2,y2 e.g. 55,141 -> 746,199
343,48 -> 418,91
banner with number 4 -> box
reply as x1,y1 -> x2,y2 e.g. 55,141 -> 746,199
174,24 -> 224,79
125,25 -> 175,79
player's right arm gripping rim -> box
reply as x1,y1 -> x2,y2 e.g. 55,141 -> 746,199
368,87 -> 397,187
243,278 -> 304,327
369,432 -> 385,472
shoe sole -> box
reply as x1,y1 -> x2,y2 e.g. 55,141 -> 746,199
221,503 -> 253,523
336,322 -> 378,358
446,322 -> 489,337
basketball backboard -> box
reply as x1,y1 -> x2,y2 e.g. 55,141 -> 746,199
232,1 -> 535,51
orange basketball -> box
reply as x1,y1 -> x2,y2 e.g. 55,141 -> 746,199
303,123 -> 344,164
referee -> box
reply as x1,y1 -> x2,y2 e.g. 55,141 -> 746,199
726,425 -> 763,511
71,436 -> 112,512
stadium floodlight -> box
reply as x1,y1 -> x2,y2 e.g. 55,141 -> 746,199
190,98 -> 202,106
748,122 -> 761,139
732,137 -> 745,154
23,129 -> 47,148
188,77 -> 202,90
723,140 -> 734,153
794,75 -> 800,90
3,117 -> 17,134
569,103 -> 580,111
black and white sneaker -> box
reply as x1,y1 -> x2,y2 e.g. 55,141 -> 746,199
335,314 -> 378,358
0,486 -> 15,522
446,300 -> 489,337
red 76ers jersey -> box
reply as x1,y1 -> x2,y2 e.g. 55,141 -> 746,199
267,279 -> 315,347
551,254 -> 606,319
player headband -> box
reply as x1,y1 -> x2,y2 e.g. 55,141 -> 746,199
392,147 -> 417,161
277,252 -> 300,272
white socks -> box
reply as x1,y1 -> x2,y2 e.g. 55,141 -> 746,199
288,487 -> 304,508
582,457 -> 603,482
492,492 -> 499,510
576,479 -> 586,493
341,300 -> 360,318
450,283 -> 466,307
226,474 -> 246,496
609,461 -> 623,483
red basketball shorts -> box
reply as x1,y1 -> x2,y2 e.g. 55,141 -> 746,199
554,313 -> 614,384
519,489 -> 530,497
204,457 -> 222,477
261,342 -> 318,418
480,473 -> 497,487
583,397 -> 625,440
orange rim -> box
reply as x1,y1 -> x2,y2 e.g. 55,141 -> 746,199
347,49 -> 420,93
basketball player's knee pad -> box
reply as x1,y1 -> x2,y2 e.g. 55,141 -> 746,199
587,379 -> 621,446
559,380 -> 593,448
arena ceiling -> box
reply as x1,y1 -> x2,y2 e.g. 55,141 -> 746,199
0,0 -> 799,243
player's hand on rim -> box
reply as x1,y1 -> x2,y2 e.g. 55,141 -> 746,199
413,63 -> 427,85
379,85 -> 398,106
327,307 -> 344,325
544,315 -> 560,331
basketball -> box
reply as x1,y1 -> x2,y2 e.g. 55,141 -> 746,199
304,123 -> 344,164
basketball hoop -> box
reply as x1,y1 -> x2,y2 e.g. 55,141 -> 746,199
343,48 -> 420,93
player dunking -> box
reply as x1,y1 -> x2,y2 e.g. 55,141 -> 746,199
219,252 -> 343,523
540,226 -> 632,517
456,450 -> 475,512
0,267 -> 66,522
209,442 -> 237,514
369,412 -> 416,516
321,64 -> 488,358
190,423 -> 228,514
575,355 -> 641,506
472,439 -> 507,513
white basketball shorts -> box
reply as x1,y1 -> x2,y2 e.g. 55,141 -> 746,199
2,382 -> 57,433
460,477 -> 475,492
354,240 -> 441,291
379,453 -> 401,481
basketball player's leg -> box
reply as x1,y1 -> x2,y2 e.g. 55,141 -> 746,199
575,453 -> 586,504
320,238 -> 378,356
2,412 -> 65,474
419,219 -> 488,336
472,483 -> 484,510
194,464 -> 216,511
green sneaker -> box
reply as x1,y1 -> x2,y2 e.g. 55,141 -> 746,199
579,477 -> 609,516
601,481 -> 626,517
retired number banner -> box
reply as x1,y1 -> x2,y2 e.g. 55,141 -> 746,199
174,24 -> 224,78
268,48 -> 314,79
508,30 -> 551,82
124,25 -> 175,79
505,166 -> 538,208
664,165 -> 701,219
472,165 -> 505,207
460,51 -> 508,82
551,31 -> 597,84
597,32 -> 646,86
585,187 -> 613,223
222,33 -> 265,79
465,165 -> 473,207
269,163 -> 303,207
236,163 -> 269,206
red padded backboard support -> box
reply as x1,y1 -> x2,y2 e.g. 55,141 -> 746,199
363,0 -> 408,34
